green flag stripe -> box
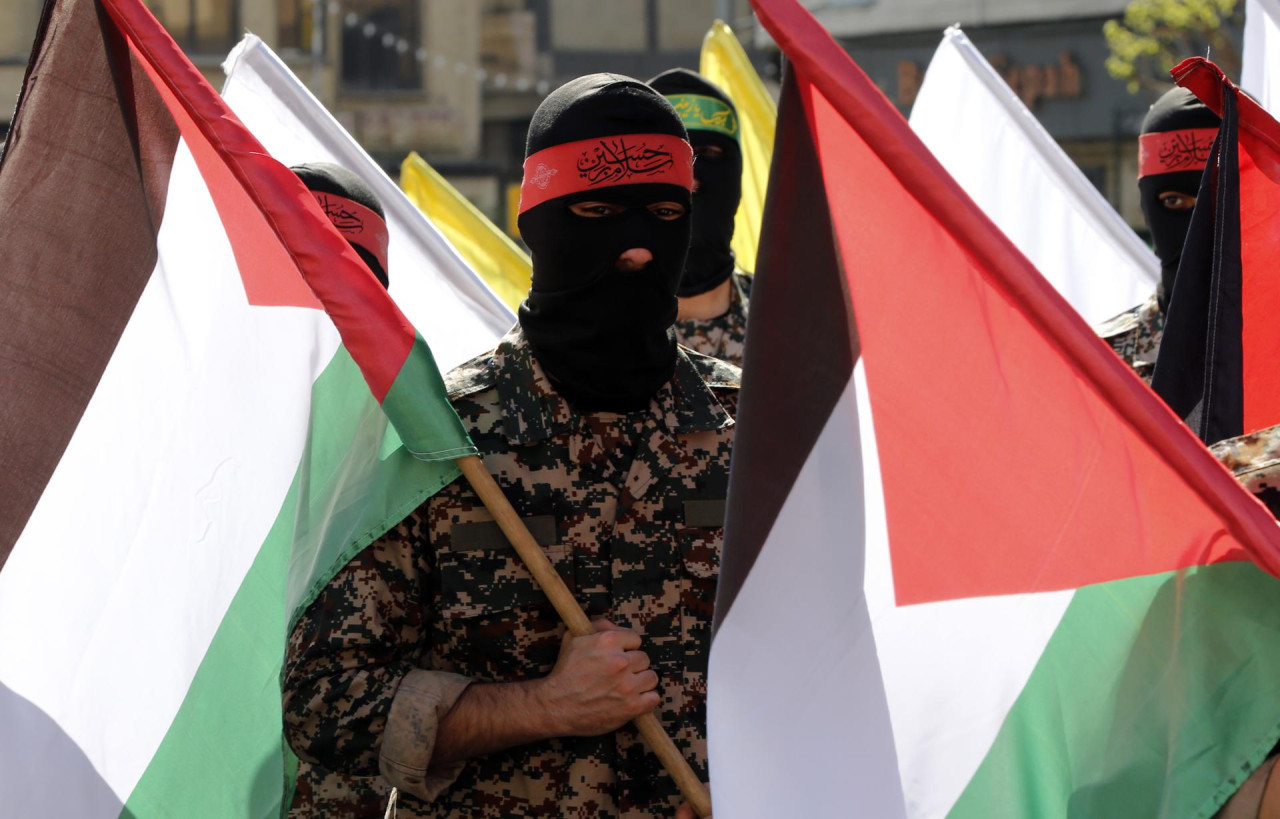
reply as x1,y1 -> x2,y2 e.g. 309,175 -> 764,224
124,345 -> 460,817
950,563 -> 1280,818
381,333 -> 476,464
121,497 -> 291,818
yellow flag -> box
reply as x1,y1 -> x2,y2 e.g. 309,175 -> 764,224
400,152 -> 532,311
700,20 -> 776,274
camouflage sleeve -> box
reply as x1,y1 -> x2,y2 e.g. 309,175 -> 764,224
282,507 -> 472,787
1210,423 -> 1280,519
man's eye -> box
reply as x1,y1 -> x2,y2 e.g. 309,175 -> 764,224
649,205 -> 685,220
1159,192 -> 1196,211
569,202 -> 621,218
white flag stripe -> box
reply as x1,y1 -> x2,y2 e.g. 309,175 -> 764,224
846,362 -> 1071,818
0,140 -> 338,812
1244,0 -> 1280,115
220,35 -> 514,369
910,27 -> 1157,325
709,374 -> 908,818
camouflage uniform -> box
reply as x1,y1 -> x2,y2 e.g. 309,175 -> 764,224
1096,290 -> 1164,386
283,326 -> 740,818
289,761 -> 391,816
1211,423 -> 1280,519
673,270 -> 752,368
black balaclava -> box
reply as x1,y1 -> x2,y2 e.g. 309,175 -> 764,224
1138,87 -> 1220,312
648,68 -> 742,297
516,73 -> 694,413
292,161 -> 390,289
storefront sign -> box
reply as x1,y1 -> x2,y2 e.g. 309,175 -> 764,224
898,50 -> 1082,108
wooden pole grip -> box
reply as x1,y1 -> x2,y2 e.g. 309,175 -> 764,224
455,455 -> 712,817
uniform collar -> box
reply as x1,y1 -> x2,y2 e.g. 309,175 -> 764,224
492,326 -> 734,445
673,269 -> 750,333
732,269 -> 751,310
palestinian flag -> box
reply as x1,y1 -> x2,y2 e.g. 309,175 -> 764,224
0,2 -> 508,816
709,1 -> 1280,816
1151,58 -> 1280,446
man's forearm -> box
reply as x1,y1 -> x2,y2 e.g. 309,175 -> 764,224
427,624 -> 659,769
430,678 -> 557,766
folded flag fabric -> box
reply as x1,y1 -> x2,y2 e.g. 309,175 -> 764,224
0,5 -> 508,817
400,150 -> 532,312
910,25 -> 1158,324
709,1 -> 1280,817
700,20 -> 776,274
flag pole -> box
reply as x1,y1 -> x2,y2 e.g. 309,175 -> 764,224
456,454 -> 713,817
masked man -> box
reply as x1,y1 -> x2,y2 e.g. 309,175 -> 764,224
1097,86 -> 1220,384
283,74 -> 738,818
293,161 -> 390,289
648,68 -> 751,367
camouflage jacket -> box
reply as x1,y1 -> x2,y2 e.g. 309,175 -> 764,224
1211,423 -> 1280,519
283,326 -> 741,818
1096,291 -> 1164,386
673,270 -> 752,368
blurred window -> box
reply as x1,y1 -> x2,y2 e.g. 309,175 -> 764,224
341,0 -> 422,92
656,0 -> 715,50
550,0 -> 647,52
278,0 -> 327,54
146,0 -> 238,55
1,2 -> 44,61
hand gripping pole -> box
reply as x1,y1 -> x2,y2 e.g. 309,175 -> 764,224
456,455 -> 713,817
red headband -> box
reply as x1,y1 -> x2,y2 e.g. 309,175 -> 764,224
1138,128 -> 1219,178
312,191 -> 389,276
518,133 -> 694,213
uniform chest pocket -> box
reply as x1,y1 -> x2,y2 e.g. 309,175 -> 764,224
680,499 -> 725,580
436,515 -> 573,620
675,499 -> 725,677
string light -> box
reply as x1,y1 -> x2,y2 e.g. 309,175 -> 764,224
319,3 -> 762,98
324,2 -> 551,96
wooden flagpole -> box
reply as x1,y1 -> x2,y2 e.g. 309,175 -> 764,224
456,455 -> 713,817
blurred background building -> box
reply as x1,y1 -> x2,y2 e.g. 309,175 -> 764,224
800,0 -> 1190,230
0,0 -> 1242,237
